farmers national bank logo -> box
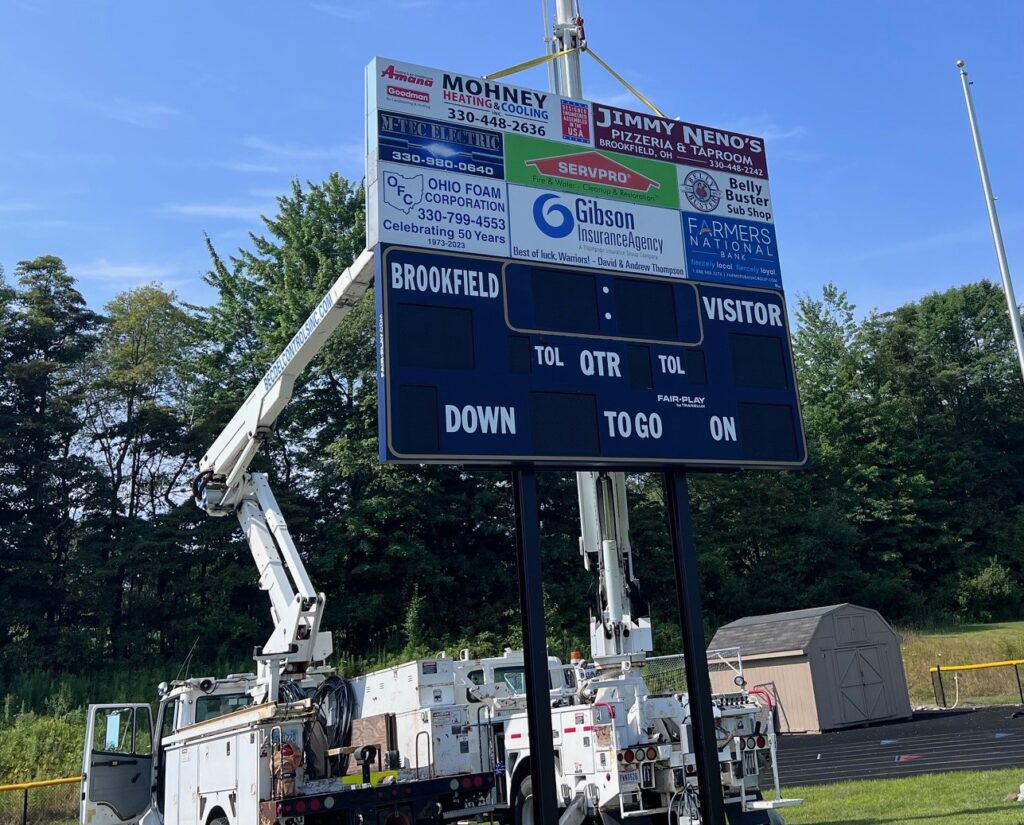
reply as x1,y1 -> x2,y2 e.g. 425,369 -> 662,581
380,63 -> 434,104
531,193 -> 665,254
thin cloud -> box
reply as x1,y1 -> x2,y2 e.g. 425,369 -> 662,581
851,212 -> 1024,261
75,258 -> 176,282
588,90 -> 640,109
723,116 -> 806,142
162,201 -> 274,221
0,202 -> 40,213
310,2 -> 365,20
219,161 -> 282,174
98,99 -> 182,129
241,136 -> 361,162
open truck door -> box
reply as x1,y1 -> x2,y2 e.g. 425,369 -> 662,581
81,704 -> 154,825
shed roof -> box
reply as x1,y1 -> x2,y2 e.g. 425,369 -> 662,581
709,604 -> 849,657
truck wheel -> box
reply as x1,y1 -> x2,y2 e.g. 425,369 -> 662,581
513,774 -> 534,825
209,818 -> 229,825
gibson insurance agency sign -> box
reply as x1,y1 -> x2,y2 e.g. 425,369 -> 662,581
365,58 -> 784,290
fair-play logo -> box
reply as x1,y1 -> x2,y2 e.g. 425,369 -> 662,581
532,193 -> 574,238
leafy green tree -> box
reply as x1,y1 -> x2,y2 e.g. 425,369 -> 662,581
0,257 -> 100,664
67,285 -> 204,661
858,281 -> 1024,615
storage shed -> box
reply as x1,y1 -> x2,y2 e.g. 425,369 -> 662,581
708,603 -> 912,733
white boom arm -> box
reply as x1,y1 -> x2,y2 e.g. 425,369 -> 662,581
577,471 -> 652,666
196,248 -> 375,511
193,248 -> 375,700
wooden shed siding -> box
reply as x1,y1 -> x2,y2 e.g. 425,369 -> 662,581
709,656 -> 819,733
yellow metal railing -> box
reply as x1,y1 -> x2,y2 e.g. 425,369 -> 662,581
0,776 -> 80,825
0,777 -> 80,792
930,659 -> 1024,707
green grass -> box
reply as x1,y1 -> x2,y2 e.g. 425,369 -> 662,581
899,622 -> 1024,706
776,769 -> 1024,824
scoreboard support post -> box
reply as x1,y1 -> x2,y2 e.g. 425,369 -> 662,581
665,470 -> 727,825
512,469 -> 561,823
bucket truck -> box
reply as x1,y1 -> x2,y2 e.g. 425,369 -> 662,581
79,249 -> 497,825
349,471 -> 803,824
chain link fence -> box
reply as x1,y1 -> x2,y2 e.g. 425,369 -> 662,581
643,648 -> 745,696
0,778 -> 79,825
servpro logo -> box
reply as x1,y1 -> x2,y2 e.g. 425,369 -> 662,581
525,151 -> 660,193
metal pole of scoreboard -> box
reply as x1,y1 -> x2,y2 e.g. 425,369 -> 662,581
665,472 -> 727,825
503,8 -> 587,823
551,3 -> 727,823
511,469 -> 560,823
957,60 -> 1024,386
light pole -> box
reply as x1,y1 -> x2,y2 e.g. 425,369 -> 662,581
957,59 -> 1024,384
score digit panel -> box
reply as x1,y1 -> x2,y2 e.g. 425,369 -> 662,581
376,245 -> 807,468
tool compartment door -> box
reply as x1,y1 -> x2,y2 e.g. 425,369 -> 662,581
81,704 -> 155,825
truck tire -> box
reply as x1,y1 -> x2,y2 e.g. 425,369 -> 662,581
208,818 -> 229,825
513,774 -> 534,825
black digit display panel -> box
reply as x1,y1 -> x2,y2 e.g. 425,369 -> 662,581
505,263 -> 701,346
531,269 -> 600,334
376,245 -> 807,468
395,304 -> 475,370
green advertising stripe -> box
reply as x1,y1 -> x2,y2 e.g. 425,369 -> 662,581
504,133 -> 680,209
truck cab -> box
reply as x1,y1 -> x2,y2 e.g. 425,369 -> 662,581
81,675 -> 259,825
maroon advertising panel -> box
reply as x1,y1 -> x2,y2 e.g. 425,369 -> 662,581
592,103 -> 769,179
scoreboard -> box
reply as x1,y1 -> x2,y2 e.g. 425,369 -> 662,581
376,245 -> 806,467
366,57 -> 807,469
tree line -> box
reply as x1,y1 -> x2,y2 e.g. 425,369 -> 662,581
2,173 -> 1023,698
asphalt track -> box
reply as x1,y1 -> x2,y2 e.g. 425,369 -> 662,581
775,707 -> 1024,785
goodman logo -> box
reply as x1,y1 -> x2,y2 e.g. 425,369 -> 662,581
533,193 -> 575,238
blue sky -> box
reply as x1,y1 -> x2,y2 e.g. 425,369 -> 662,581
1,0 -> 1022,318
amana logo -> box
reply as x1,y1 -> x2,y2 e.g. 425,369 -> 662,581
533,193 -> 575,238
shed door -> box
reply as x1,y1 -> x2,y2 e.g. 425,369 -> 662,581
835,646 -> 889,724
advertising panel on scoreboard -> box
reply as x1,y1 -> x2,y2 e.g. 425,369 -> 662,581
505,133 -> 679,209
508,186 -> 687,277
591,102 -> 769,178
366,56 -> 787,291
366,56 -> 806,469
376,162 -> 510,257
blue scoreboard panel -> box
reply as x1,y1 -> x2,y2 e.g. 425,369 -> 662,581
376,245 -> 807,468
